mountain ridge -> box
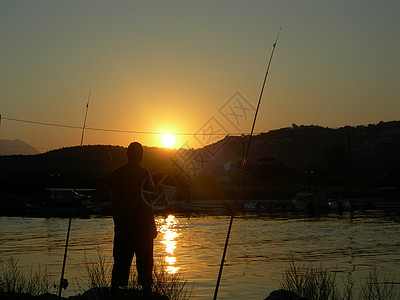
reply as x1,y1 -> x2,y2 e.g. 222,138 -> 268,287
0,139 -> 39,156
0,121 -> 399,200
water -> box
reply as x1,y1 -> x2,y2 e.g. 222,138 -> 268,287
1,211 -> 400,299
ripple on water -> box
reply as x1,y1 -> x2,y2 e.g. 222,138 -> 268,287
1,211 -> 400,299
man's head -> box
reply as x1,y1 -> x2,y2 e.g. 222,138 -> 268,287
127,142 -> 143,163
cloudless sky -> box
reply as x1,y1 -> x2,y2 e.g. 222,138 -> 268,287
1,1 -> 399,151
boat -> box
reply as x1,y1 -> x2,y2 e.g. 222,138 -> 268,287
243,199 -> 293,213
292,189 -> 329,213
24,188 -> 101,217
244,200 -> 267,212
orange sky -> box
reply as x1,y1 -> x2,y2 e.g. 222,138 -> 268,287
1,1 -> 399,152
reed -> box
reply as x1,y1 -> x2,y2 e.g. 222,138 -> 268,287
78,251 -> 192,300
1,252 -> 191,299
0,257 -> 54,296
79,249 -> 112,290
279,255 -> 398,300
150,257 -> 193,300
280,257 -> 340,300
76,250 -> 113,299
359,266 -> 398,300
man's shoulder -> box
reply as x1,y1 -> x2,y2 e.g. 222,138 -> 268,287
136,166 -> 150,180
111,164 -> 127,175
111,164 -> 131,181
111,164 -> 149,177
138,165 -> 150,174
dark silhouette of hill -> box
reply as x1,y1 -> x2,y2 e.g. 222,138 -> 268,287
208,121 -> 400,177
197,121 -> 400,199
0,145 -> 177,201
0,139 -> 39,155
0,121 -> 399,201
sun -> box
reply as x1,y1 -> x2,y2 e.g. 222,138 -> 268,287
161,134 -> 176,148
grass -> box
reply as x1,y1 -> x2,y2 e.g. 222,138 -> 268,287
359,266 -> 398,300
75,250 -> 113,299
77,250 -> 192,300
0,257 -> 55,296
280,259 -> 340,300
1,252 -> 191,299
151,257 -> 193,300
279,254 -> 399,300
79,250 -> 112,290
2,253 -> 397,300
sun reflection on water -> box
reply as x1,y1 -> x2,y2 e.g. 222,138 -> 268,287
158,215 -> 180,274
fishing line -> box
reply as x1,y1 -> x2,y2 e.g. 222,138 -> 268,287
58,91 -> 91,298
213,28 -> 281,300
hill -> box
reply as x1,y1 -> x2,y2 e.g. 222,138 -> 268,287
0,121 -> 399,202
0,139 -> 39,155
206,121 -> 400,178
197,121 -> 400,199
0,145 -> 177,201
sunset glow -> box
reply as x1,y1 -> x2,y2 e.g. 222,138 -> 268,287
161,134 -> 176,148
1,1 -> 398,152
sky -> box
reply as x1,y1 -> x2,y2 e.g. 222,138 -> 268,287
1,0 -> 399,152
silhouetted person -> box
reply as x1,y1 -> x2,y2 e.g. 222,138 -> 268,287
110,142 -> 157,295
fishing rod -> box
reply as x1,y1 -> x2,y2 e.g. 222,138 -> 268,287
58,91 -> 91,298
213,28 -> 281,300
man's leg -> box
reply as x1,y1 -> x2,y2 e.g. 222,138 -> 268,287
135,238 -> 154,293
111,250 -> 134,290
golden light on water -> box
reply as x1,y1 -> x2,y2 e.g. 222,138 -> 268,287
166,266 -> 180,274
158,215 -> 180,274
165,256 -> 176,264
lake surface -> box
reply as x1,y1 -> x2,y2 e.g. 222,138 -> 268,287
1,210 -> 400,299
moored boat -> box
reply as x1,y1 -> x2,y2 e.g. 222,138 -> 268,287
24,188 -> 100,217
292,189 -> 329,213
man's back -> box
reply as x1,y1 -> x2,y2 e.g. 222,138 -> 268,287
110,162 -> 155,237
111,163 -> 148,217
